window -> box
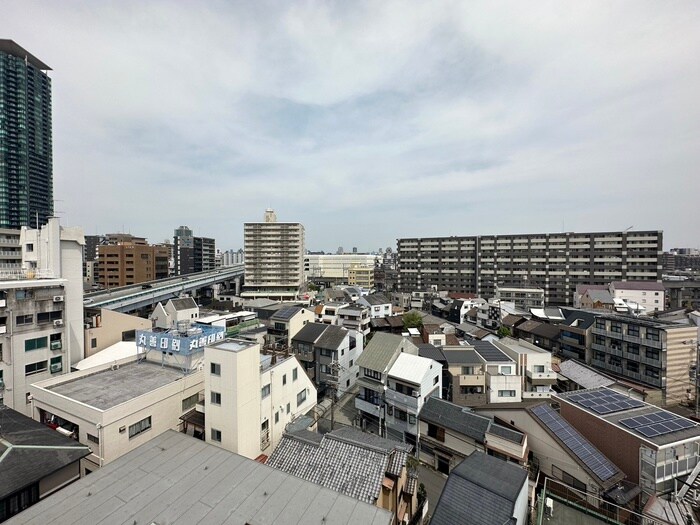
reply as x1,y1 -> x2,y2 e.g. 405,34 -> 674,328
394,408 -> 407,421
461,366 -> 475,375
319,348 -> 335,358
91,338 -> 97,349
363,368 -> 382,380
25,361 -> 47,375
498,390 -> 516,397
25,337 -> 48,352
595,319 -> 606,330
128,416 -> 152,439
433,375 -> 439,385
627,361 -> 639,373
292,368 -> 298,381
211,428 -> 222,442
611,323 -> 622,334
275,411 -> 279,424
460,386 -> 483,394
16,314 -> 33,326
37,311 -> 62,323
500,366 -> 513,375
646,349 -> 660,361
349,359 -> 353,367
261,384 -> 271,398
645,367 -> 660,379
646,329 -> 660,342
26,243 -> 34,252
210,362 -> 221,376
283,374 -> 287,386
15,290 -> 33,300
182,393 -> 199,412
211,391 -> 222,405
409,414 -> 416,424
533,365 -> 545,373
428,423 -> 445,442
87,433 -> 100,444
552,465 -> 586,492
628,325 -> 640,337
627,344 -> 640,355
297,389 -> 307,407
286,402 -> 290,414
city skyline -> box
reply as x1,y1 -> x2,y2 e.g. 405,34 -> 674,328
4,2 -> 699,251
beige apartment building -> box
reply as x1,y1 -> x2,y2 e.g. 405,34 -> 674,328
348,264 -> 375,288
95,238 -> 169,288
83,307 -> 152,357
242,208 -> 304,300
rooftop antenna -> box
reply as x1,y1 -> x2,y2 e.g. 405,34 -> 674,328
624,225 -> 634,232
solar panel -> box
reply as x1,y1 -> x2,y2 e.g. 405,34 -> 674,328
532,404 -> 620,482
564,389 -> 644,415
619,410 -> 696,439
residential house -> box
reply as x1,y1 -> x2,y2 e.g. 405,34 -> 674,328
384,352 -> 442,447
610,281 -> 666,314
4,430 -> 393,525
358,293 -> 393,319
290,322 -> 361,395
266,306 -> 314,347
313,301 -> 348,325
495,338 -> 556,400
0,405 -> 90,523
580,288 -> 615,310
442,348 -> 487,406
558,309 -> 596,361
430,452 -> 529,525
203,338 -> 317,460
512,319 -> 560,352
355,333 -> 418,435
557,387 -> 700,499
445,298 -> 486,324
268,427 -> 416,525
150,297 -> 199,330
337,304 -> 371,336
418,397 -> 527,474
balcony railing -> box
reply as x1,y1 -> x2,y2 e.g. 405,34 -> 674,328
523,390 -> 552,399
459,374 -> 485,386
261,429 -> 270,450
355,395 -> 384,417
385,389 -> 419,411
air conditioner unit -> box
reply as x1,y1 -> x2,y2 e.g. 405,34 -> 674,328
0,379 -> 5,390
50,363 -> 62,373
53,319 -> 64,327
53,295 -> 65,302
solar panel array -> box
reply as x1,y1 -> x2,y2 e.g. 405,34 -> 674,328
531,404 -> 619,481
564,389 -> 644,415
619,411 -> 696,438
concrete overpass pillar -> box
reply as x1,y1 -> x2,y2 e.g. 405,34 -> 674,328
234,277 -> 241,295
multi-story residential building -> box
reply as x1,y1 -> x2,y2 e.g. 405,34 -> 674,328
397,231 -> 663,305
558,309 -> 596,361
266,305 -> 314,347
337,304 -> 371,336
0,228 -> 22,272
445,298 -> 485,324
475,299 -> 520,331
243,209 -> 304,300
589,314 -> 697,406
355,333 -> 419,435
495,285 -> 545,310
268,427 -> 415,525
609,281 -> 666,313
94,237 -> 169,288
291,322 -> 361,395
204,338 -> 316,459
313,301 -> 348,325
357,292 -> 392,319
384,352 -> 442,447
495,338 -> 556,399
0,219 -> 84,416
173,226 -> 216,275
348,264 -> 375,288
556,387 -> 700,499
303,253 -> 379,286
0,41 -> 53,230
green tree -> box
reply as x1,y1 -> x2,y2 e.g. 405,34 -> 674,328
403,311 -> 423,330
497,326 -> 512,339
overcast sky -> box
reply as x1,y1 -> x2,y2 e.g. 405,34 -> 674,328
5,1 -> 699,252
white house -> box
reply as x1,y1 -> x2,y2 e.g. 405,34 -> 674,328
150,297 -> 199,329
494,338 -> 556,400
204,338 -> 317,459
609,281 -> 666,313
357,293 -> 392,319
384,352 -> 442,448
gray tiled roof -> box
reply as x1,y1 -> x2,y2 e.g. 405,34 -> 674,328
170,297 -> 198,310
356,333 -> 408,373
315,324 -> 348,350
418,343 -> 446,363
585,289 -> 614,304
6,430 -> 392,525
0,406 -> 91,500
471,340 -> 512,363
291,322 -> 328,344
361,293 -> 391,306
431,452 -> 527,525
442,349 -> 482,365
267,428 -> 410,505
420,398 -> 491,442
557,360 -> 616,389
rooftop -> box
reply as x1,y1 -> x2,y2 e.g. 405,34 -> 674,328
611,281 -> 666,291
267,427 -> 410,505
5,430 -> 392,525
42,361 -> 186,410
356,333 -> 411,373
0,39 -> 52,70
472,341 -> 512,363
388,353 -> 439,385
169,297 -> 198,311
0,406 -> 90,500
556,360 -> 616,389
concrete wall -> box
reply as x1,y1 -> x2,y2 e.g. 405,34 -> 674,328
38,461 -> 81,498
84,309 -> 151,357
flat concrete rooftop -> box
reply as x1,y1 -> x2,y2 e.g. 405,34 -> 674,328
46,361 -> 184,410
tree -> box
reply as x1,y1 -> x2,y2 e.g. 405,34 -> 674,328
497,326 -> 512,339
403,311 -> 423,330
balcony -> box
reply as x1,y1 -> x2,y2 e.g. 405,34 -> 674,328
385,389 -> 419,411
526,370 -> 557,385
560,334 -> 584,347
523,390 -> 552,399
459,374 -> 485,386
355,394 -> 384,417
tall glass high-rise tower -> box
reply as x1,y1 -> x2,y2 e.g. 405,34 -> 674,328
0,40 -> 53,229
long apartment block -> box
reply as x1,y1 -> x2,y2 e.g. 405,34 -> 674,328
397,231 -> 662,305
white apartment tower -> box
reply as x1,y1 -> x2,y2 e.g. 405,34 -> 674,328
242,209 -> 305,300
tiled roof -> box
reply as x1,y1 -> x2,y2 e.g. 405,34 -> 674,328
418,343 -> 446,362
611,281 -> 666,291
529,323 -> 560,339
316,324 -> 348,350
357,333 -> 412,373
431,452 -> 527,525
169,297 -> 198,311
292,322 -> 328,344
267,428 -> 410,504
502,314 -> 525,327
442,349 -> 482,365
361,293 -> 391,306
585,289 -> 614,304
420,398 -> 491,442
556,360 -> 615,389
517,319 -> 543,333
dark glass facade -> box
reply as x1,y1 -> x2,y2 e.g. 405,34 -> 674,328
0,40 -> 53,229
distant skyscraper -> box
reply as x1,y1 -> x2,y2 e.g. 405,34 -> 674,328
173,225 -> 215,274
0,40 -> 53,229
